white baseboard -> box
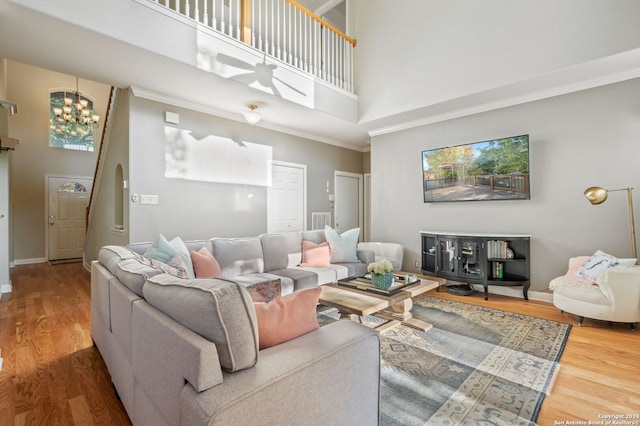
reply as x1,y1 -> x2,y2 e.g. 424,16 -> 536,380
1,282 -> 12,293
469,284 -> 553,303
13,257 -> 47,265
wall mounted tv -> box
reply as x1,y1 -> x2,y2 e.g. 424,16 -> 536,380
422,134 -> 530,203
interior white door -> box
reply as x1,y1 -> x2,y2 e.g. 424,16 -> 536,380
334,171 -> 363,235
268,163 -> 305,233
48,176 -> 92,261
364,173 -> 371,242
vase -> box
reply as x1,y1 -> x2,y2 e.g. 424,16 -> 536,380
371,271 -> 394,290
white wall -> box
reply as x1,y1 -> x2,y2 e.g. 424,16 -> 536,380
370,78 -> 640,294
353,0 -> 640,124
124,94 -> 364,245
84,89 -> 130,265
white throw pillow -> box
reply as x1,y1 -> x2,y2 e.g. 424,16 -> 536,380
324,226 -> 360,263
616,258 -> 637,268
574,250 -> 619,282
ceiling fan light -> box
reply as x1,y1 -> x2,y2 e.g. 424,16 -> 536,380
242,104 -> 261,125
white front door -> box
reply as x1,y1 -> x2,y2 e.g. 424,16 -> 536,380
268,162 -> 306,233
334,171 -> 363,236
47,176 -> 92,261
0,154 -> 10,292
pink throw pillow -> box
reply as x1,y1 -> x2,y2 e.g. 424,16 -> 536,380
253,287 -> 321,350
190,247 -> 222,278
299,240 -> 331,267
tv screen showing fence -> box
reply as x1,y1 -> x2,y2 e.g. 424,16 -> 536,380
422,134 -> 530,203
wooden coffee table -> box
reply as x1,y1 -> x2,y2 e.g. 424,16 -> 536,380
319,275 -> 441,332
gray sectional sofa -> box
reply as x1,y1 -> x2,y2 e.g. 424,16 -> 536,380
91,229 -> 380,426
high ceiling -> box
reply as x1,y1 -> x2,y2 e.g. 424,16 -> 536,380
0,0 -> 374,150
2,0 -> 640,152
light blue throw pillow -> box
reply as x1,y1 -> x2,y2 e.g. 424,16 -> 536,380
143,234 -> 195,278
324,226 -> 360,263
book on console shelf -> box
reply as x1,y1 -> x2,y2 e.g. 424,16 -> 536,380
487,240 -> 509,259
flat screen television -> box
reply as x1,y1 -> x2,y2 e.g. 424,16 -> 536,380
422,134 -> 530,203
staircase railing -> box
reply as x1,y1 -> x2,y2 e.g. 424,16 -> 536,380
86,86 -> 117,231
148,0 -> 356,92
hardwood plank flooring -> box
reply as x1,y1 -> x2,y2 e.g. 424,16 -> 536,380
0,263 -> 131,426
1,263 -> 638,425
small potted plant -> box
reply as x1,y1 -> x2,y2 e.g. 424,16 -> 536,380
368,259 -> 394,289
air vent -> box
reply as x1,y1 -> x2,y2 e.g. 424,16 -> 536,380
311,212 -> 332,230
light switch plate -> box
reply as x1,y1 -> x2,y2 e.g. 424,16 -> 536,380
140,194 -> 159,205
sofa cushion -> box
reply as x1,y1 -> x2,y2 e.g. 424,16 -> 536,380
299,241 -> 331,267
253,287 -> 321,350
210,237 -> 264,278
143,234 -> 195,279
324,226 -> 361,263
128,240 -> 211,256
190,247 -> 222,278
115,257 -> 163,297
143,274 -> 259,372
302,229 -> 327,244
268,268 -> 322,289
260,232 -> 303,272
98,245 -> 141,275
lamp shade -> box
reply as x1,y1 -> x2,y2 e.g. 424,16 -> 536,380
584,186 -> 608,205
242,104 -> 261,125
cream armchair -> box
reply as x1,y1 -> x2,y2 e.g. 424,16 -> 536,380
357,242 -> 404,270
551,260 -> 640,331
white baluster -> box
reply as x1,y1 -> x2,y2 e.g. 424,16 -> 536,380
340,38 -> 344,88
264,0 -> 270,53
203,0 -> 208,26
236,0 -> 240,39
270,0 -> 275,55
258,0 -> 262,51
287,4 -> 292,63
313,22 -> 319,76
303,13 -> 308,72
294,8 -> 299,68
251,0 -> 255,47
276,0 -> 281,59
212,0 -> 217,31
221,0 -> 226,36
330,32 -> 335,85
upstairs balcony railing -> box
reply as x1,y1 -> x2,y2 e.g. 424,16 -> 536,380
149,0 -> 356,93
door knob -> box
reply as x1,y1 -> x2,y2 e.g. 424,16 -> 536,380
49,215 -> 55,225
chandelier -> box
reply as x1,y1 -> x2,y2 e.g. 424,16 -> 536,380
53,77 -> 100,127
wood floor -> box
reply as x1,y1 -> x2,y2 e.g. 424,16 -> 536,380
0,263 -> 638,425
0,263 -> 131,426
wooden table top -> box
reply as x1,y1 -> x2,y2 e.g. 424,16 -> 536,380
319,276 -> 440,317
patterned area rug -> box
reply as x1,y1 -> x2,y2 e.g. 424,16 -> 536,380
317,295 -> 571,426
